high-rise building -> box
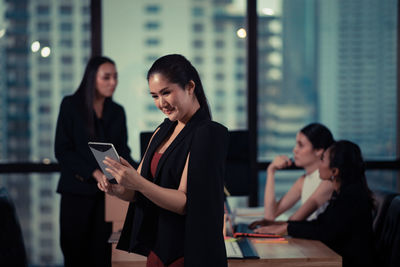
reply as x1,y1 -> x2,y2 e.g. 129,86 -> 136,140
104,0 -> 286,162
1,0 -> 91,264
104,0 -> 251,160
318,0 -> 397,160
1,0 -> 34,262
0,0 -> 6,161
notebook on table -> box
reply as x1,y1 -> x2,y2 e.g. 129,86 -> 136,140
225,237 -> 259,259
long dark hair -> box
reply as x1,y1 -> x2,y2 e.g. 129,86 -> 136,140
74,56 -> 115,138
300,123 -> 334,150
147,54 -> 211,119
329,140 -> 374,209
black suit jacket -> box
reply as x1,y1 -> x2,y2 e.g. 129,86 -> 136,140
54,95 -> 136,196
288,183 -> 375,267
117,107 -> 229,267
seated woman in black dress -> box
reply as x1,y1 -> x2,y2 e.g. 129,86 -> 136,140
252,140 -> 375,267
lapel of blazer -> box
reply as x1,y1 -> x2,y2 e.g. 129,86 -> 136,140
142,120 -> 176,180
154,107 -> 207,182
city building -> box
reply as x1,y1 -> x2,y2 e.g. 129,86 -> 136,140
1,0 -> 91,264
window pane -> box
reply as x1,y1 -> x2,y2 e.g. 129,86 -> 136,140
257,0 -> 398,204
0,0 -> 91,265
257,0 -> 397,161
103,0 -> 247,161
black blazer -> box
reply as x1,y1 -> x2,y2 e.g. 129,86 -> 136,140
288,183 -> 375,267
117,107 -> 229,267
54,95 -> 136,196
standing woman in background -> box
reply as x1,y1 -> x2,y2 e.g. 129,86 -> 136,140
54,56 -> 137,267
251,123 -> 335,231
98,54 -> 229,267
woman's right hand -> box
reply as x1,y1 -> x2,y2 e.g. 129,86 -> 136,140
248,218 -> 276,229
97,175 -> 125,198
267,155 -> 293,172
249,219 -> 287,229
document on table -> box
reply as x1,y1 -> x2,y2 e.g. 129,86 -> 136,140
225,239 -> 243,258
225,238 -> 259,259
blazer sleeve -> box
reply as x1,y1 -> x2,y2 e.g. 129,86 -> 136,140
184,121 -> 228,267
54,97 -> 97,181
287,191 -> 361,242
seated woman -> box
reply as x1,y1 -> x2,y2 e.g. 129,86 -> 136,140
251,123 -> 334,229
253,140 -> 375,267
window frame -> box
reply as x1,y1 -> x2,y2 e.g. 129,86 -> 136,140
0,0 -> 398,206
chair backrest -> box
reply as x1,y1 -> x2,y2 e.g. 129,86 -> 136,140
375,195 -> 400,267
224,130 -> 250,196
139,130 -> 250,196
0,187 -> 28,266
372,190 -> 399,233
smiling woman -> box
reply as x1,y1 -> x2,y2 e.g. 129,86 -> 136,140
97,54 -> 229,267
149,74 -> 199,124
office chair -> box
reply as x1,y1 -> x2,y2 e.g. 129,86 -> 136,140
375,195 -> 400,267
372,190 -> 399,233
224,130 -> 250,196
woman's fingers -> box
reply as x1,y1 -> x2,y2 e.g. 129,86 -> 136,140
104,156 -> 120,168
98,176 -> 118,196
248,220 -> 261,229
98,179 -> 110,193
105,167 -> 119,181
103,157 -> 124,179
254,226 -> 271,234
249,218 -> 274,229
120,156 -> 133,169
273,155 -> 292,169
97,182 -> 105,191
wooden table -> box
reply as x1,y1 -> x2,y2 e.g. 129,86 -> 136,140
228,237 -> 341,267
111,237 -> 342,267
107,199 -> 341,266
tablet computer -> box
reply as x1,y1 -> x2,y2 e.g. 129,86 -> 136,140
88,142 -> 120,184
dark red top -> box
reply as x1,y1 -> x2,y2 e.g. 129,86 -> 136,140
150,152 -> 163,178
148,151 -> 185,266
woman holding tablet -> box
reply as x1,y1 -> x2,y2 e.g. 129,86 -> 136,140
98,54 -> 229,266
54,56 -> 136,267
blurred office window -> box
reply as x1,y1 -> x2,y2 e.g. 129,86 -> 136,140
103,0 -> 247,161
0,0 -> 91,265
0,0 -> 398,265
257,0 -> 398,203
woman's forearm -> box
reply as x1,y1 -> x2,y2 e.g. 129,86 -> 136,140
117,189 -> 136,202
138,178 -> 187,215
264,168 -> 277,219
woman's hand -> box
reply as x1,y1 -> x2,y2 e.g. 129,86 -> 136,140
97,175 -> 126,197
253,223 -> 288,235
248,218 -> 276,229
92,169 -> 105,183
103,156 -> 143,191
267,155 -> 293,172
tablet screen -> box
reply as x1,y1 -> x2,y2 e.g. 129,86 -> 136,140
88,142 -> 120,183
